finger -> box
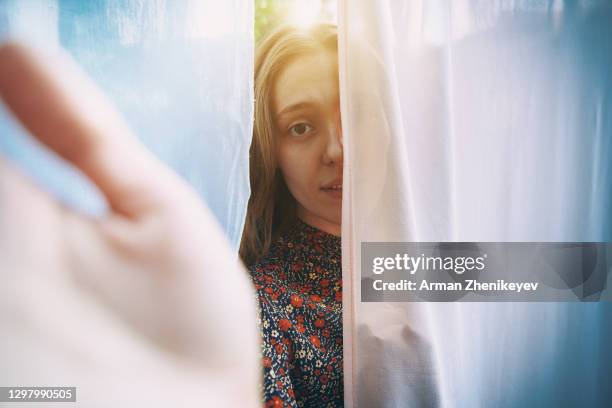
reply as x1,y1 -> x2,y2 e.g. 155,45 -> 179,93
0,43 -> 184,218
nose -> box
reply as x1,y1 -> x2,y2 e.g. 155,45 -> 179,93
323,116 -> 343,166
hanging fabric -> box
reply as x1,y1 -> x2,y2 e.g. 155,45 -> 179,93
339,0 -> 612,406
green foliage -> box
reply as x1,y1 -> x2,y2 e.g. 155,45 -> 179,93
255,0 -> 284,43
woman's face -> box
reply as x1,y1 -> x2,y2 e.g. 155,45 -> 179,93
273,49 -> 342,236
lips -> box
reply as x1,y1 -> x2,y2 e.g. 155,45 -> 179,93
321,178 -> 343,200
321,178 -> 343,190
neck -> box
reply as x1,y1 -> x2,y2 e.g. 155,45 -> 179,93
297,210 -> 341,237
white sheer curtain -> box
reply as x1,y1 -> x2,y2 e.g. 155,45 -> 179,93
340,0 -> 612,406
0,0 -> 253,248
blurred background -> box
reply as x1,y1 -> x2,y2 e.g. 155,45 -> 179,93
255,0 -> 336,42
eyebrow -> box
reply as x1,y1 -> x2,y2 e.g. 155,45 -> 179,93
276,102 -> 316,119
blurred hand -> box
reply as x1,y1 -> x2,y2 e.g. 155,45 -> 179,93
0,43 -> 260,407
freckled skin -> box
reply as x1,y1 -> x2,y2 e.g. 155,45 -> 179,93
273,50 -> 342,236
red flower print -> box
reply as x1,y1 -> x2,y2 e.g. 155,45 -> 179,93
266,396 -> 283,408
278,319 -> 292,332
310,335 -> 321,348
290,294 -> 304,308
250,220 -> 343,406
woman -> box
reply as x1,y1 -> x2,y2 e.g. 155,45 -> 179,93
240,23 -> 344,407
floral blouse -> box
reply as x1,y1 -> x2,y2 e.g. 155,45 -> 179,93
248,219 -> 343,407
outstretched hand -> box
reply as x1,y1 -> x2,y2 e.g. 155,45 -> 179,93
0,43 -> 260,407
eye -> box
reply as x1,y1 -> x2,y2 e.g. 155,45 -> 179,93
288,123 -> 314,137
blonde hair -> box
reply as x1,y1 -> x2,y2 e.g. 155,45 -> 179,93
239,23 -> 338,266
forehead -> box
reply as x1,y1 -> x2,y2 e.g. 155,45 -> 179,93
272,50 -> 339,115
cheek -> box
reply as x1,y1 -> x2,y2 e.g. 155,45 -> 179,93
278,144 -> 318,198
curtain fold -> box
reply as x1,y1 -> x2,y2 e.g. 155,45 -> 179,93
340,0 -> 612,406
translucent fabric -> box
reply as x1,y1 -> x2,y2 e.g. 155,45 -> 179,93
339,0 -> 612,406
0,0 -> 253,248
